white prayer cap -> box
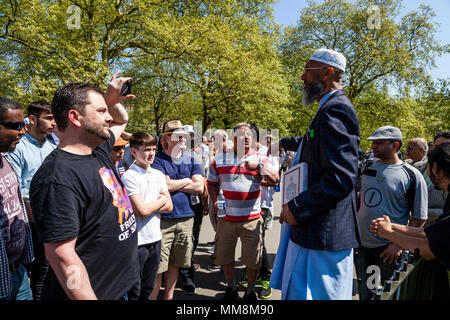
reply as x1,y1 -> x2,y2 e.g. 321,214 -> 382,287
310,48 -> 346,72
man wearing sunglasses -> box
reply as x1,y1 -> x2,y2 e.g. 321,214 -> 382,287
29,72 -> 139,300
7,100 -> 57,300
0,96 -> 33,300
151,120 -> 204,300
110,137 -> 130,177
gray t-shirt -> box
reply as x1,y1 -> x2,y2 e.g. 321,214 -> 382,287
357,160 -> 428,248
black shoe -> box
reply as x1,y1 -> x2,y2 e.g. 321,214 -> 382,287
207,264 -> 222,271
258,281 -> 272,299
183,280 -> 196,295
224,287 -> 241,301
243,290 -> 258,301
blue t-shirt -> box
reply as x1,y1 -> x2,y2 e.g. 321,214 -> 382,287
152,151 -> 202,219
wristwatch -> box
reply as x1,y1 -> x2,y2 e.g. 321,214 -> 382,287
257,162 -> 264,171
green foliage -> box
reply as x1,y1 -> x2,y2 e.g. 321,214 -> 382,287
0,0 -> 447,141
279,0 -> 447,139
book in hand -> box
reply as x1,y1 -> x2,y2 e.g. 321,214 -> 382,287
282,162 -> 308,205
270,162 -> 308,290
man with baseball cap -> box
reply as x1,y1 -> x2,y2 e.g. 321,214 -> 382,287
151,120 -> 203,300
110,136 -> 130,177
354,125 -> 428,300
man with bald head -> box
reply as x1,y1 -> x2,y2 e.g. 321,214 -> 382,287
405,138 -> 428,164
276,49 -> 360,300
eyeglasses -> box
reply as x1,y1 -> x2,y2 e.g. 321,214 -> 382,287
303,67 -> 323,71
167,134 -> 186,141
113,146 -> 125,151
0,121 -> 26,131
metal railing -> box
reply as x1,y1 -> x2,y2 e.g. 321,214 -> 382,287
373,249 -> 449,300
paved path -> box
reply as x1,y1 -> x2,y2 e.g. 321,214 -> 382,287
160,189 -> 359,300
161,190 -> 283,300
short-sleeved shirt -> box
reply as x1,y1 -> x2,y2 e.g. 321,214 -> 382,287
7,133 -> 57,199
29,131 -> 138,300
122,163 -> 168,245
425,194 -> 450,270
207,149 -> 272,221
0,157 -> 26,265
152,151 -> 202,219
357,160 -> 428,248
261,154 -> 279,209
115,159 -> 128,177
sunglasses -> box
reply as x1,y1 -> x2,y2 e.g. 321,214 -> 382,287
0,121 -> 26,131
113,146 -> 126,151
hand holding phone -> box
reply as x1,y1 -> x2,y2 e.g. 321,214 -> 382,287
121,79 -> 132,96
105,71 -> 135,107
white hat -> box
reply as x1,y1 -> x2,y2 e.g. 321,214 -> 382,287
310,48 -> 346,72
183,125 -> 195,134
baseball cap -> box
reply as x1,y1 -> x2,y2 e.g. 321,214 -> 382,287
114,137 -> 128,147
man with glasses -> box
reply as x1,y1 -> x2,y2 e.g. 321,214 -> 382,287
7,100 -> 57,300
151,120 -> 203,300
404,137 -> 428,164
276,49 -> 360,300
110,136 -> 129,177
0,96 -> 34,300
208,123 -> 278,301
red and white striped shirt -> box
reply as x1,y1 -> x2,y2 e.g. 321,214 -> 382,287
207,149 -> 272,221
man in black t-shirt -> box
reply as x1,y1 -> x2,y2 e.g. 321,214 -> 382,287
29,73 -> 139,300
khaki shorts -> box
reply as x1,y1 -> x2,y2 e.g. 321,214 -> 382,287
214,216 -> 263,270
158,217 -> 194,274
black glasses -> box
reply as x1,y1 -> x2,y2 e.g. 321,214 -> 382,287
0,121 -> 26,131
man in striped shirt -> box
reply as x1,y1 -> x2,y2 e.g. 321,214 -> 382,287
207,123 -> 279,301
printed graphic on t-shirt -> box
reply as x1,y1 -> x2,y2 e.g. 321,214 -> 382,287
98,167 -> 136,241
0,161 -> 26,263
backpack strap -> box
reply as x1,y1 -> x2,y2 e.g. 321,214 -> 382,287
401,163 -> 417,214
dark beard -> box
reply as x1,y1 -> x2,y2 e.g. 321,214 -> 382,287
84,118 -> 110,141
302,81 -> 325,107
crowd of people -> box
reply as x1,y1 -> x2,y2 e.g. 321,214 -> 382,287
0,49 -> 449,301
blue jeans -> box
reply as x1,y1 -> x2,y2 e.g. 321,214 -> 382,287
9,264 -> 33,300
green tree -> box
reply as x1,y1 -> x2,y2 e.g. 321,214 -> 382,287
279,0 -> 447,136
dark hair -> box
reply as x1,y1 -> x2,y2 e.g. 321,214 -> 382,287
0,96 -> 22,121
250,122 -> 259,142
428,142 -> 450,179
28,100 -> 52,118
129,132 -> 156,149
392,140 -> 402,152
51,82 -> 104,131
434,131 -> 450,142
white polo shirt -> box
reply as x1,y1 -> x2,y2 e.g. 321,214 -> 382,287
122,163 -> 168,245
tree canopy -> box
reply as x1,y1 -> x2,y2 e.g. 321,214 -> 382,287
0,0 -> 447,146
